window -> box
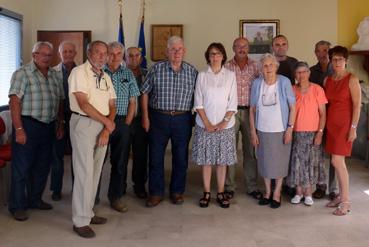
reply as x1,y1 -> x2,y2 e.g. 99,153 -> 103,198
0,7 -> 22,106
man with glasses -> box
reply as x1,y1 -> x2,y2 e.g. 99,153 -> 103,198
69,40 -> 116,238
8,41 -> 65,221
104,42 -> 140,213
141,36 -> 198,207
50,41 -> 77,201
224,37 -> 261,200
125,46 -> 149,199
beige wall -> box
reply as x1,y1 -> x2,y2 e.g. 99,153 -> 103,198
2,0 -> 337,70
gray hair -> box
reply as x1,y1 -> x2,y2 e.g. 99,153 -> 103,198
167,36 -> 184,49
107,41 -> 125,51
259,53 -> 280,69
32,41 -> 53,53
58,41 -> 76,53
86,40 -> 108,54
314,40 -> 331,50
294,61 -> 310,72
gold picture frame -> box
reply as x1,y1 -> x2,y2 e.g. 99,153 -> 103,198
151,24 -> 183,61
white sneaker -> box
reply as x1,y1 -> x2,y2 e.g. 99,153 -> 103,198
304,196 -> 314,206
291,195 -> 303,204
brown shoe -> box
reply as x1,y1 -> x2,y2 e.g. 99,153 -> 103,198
110,199 -> 128,213
170,193 -> 184,205
90,215 -> 107,225
73,225 -> 95,238
146,196 -> 163,207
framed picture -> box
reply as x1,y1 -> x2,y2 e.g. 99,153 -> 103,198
151,24 -> 183,61
239,19 -> 280,59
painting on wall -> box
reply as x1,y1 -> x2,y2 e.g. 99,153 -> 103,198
239,19 -> 280,60
151,24 -> 183,61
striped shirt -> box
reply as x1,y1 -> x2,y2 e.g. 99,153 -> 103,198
224,57 -> 260,106
104,65 -> 140,116
140,61 -> 198,111
8,61 -> 64,123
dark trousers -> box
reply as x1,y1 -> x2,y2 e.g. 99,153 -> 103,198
148,110 -> 192,196
9,117 -> 55,213
50,133 -> 65,194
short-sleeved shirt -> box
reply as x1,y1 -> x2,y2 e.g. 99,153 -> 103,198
309,63 -> 334,87
69,60 -> 116,116
277,56 -> 298,84
8,61 -> 64,123
104,65 -> 140,116
293,83 -> 328,132
193,67 -> 238,129
224,57 -> 260,106
140,60 -> 198,111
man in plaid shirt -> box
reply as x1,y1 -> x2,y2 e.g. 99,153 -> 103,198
141,36 -> 198,207
224,37 -> 261,200
104,42 -> 140,213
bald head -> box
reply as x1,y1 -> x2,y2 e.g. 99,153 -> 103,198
126,47 -> 142,69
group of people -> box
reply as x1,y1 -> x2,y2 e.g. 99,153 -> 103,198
6,34 -> 361,238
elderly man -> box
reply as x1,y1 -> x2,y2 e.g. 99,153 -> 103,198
69,40 -> 116,238
141,36 -> 198,207
224,37 -> 261,200
272,35 -> 298,84
104,42 -> 140,212
50,41 -> 77,201
125,46 -> 149,199
8,41 -> 65,221
309,40 -> 337,200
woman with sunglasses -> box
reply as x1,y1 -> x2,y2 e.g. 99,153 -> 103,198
249,53 -> 296,209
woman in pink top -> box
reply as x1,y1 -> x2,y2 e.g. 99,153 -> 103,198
287,62 -> 327,206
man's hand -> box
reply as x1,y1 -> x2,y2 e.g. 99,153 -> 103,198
96,129 -> 110,147
15,129 -> 27,145
104,118 -> 115,134
56,124 -> 65,140
142,116 -> 150,132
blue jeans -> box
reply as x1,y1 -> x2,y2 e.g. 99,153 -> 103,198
9,117 -> 55,213
148,110 -> 192,196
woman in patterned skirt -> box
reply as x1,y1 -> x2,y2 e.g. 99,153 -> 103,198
287,62 -> 328,206
192,42 -> 237,208
324,46 -> 361,215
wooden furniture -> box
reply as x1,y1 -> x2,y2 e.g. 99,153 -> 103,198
37,30 -> 91,66
151,25 -> 183,61
349,50 -> 369,76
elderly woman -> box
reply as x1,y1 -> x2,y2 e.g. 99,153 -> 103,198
324,46 -> 361,216
250,53 -> 296,209
286,62 -> 327,206
192,42 -> 237,208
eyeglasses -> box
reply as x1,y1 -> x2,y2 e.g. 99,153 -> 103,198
209,52 -> 222,57
168,48 -> 184,54
94,73 -> 109,91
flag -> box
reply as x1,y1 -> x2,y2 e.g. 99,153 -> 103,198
138,18 -> 147,68
118,12 -> 125,46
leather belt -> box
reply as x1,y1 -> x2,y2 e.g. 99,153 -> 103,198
237,105 -> 249,110
72,111 -> 89,118
154,109 -> 189,116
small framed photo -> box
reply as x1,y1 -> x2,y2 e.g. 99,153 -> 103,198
239,19 -> 280,59
151,24 -> 183,61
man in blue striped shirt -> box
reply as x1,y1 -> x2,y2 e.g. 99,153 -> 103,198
105,42 -> 140,213
141,36 -> 198,207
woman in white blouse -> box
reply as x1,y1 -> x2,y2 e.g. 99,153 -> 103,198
192,43 -> 238,208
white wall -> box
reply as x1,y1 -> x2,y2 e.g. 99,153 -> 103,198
2,0 -> 337,70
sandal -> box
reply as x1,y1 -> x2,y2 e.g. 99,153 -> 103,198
199,192 -> 211,208
333,202 -> 351,216
216,192 -> 230,208
326,196 -> 341,208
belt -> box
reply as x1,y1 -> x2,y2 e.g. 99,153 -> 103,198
237,105 -> 249,110
72,111 -> 89,118
153,109 -> 189,116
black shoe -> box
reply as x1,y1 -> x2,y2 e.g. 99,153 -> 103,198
12,210 -> 28,221
51,192 -> 62,201
224,190 -> 234,200
248,190 -> 262,200
216,192 -> 230,208
270,198 -> 281,209
199,192 -> 211,208
258,196 -> 271,206
313,188 -> 326,199
134,189 -> 148,199
30,200 -> 53,210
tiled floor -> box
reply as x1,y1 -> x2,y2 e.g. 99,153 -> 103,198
1,154 -> 369,247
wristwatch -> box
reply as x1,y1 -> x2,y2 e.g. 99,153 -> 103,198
351,124 -> 357,129
287,123 -> 294,129
223,116 -> 230,122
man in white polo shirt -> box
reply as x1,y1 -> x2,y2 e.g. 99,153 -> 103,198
68,40 -> 116,238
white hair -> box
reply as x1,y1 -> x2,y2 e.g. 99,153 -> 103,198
58,41 -> 76,53
259,53 -> 280,69
167,36 -> 184,49
32,41 -> 53,53
107,41 -> 125,51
